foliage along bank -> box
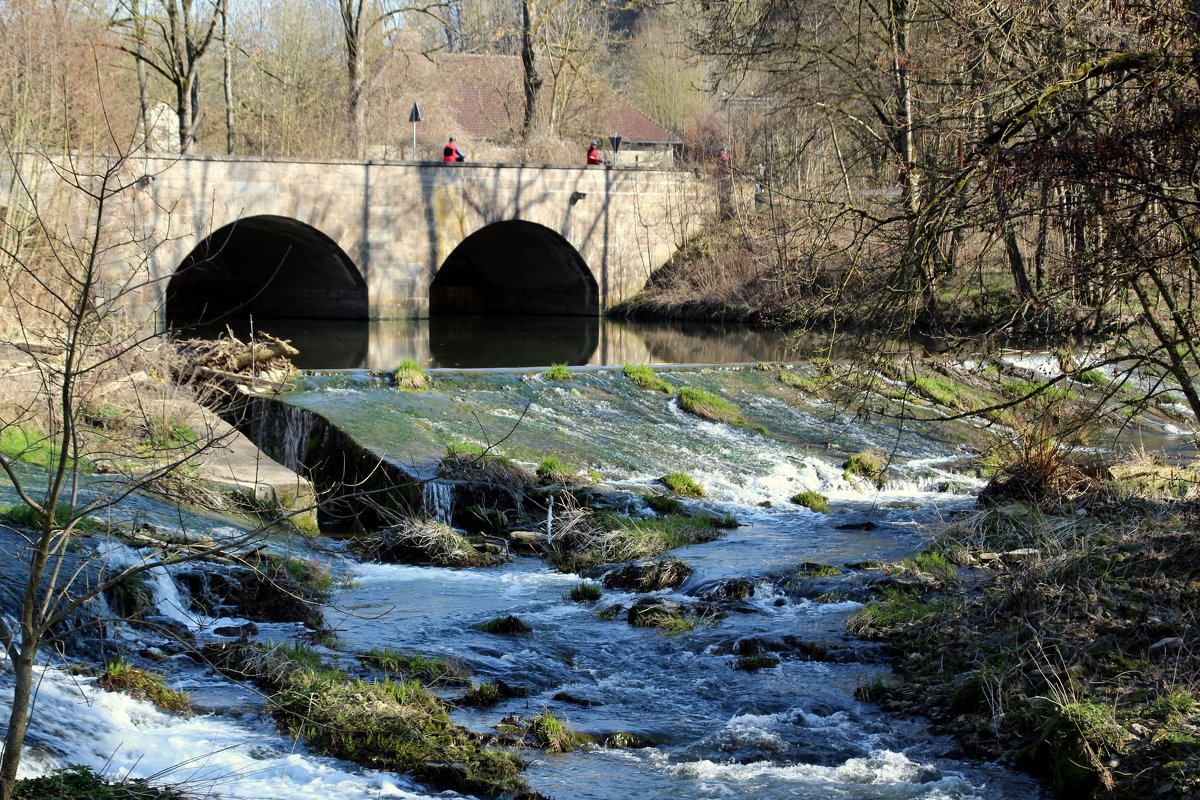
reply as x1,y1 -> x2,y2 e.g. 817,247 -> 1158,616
848,454 -> 1200,799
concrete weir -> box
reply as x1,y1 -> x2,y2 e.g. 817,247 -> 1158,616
59,153 -> 713,327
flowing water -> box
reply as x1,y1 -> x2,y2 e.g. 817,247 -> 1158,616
0,362 -> 1067,799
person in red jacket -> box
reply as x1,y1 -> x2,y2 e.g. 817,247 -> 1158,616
443,136 -> 465,162
586,140 -> 605,165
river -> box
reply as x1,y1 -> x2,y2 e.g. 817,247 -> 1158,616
0,323 -> 1066,800
182,314 -> 819,369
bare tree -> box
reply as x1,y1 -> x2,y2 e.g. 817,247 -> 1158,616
336,0 -> 449,158
0,118 -> 285,799
111,0 -> 228,153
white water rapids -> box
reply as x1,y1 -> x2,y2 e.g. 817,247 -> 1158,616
0,365 -> 1074,800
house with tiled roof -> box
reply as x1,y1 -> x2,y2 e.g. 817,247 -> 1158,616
379,53 -> 681,166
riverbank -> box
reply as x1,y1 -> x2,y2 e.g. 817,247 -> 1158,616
611,218 -> 1124,340
849,453 -> 1200,799
0,340 -> 315,528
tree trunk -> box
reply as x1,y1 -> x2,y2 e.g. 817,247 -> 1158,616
341,1 -> 366,159
222,0 -> 234,155
521,0 -> 542,138
177,79 -> 193,153
132,0 -> 150,151
0,648 -> 35,800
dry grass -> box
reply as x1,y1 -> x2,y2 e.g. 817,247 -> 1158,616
361,516 -> 495,567
977,421 -> 1092,506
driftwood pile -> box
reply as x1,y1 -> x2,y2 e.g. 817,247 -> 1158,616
177,331 -> 299,395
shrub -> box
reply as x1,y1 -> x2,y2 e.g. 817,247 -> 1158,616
528,711 -> 574,752
393,359 -> 429,391
144,416 -> 198,451
623,364 -> 674,394
977,424 -> 1084,504
438,443 -> 532,489
644,494 -> 683,514
209,640 -> 528,797
660,472 -> 704,497
0,503 -> 106,535
1077,370 -> 1106,385
537,456 -> 573,484
790,490 -> 828,512
677,386 -> 741,425
459,680 -> 500,707
361,518 -> 494,568
1149,690 -> 1197,722
602,559 -> 693,592
13,766 -> 190,800
360,648 -> 470,686
901,549 -> 958,581
457,679 -> 529,707
545,363 -> 572,381
478,615 -> 532,634
846,589 -> 952,634
260,553 -> 336,598
628,607 -> 707,635
568,581 -> 602,602
541,500 -> 728,572
79,401 -> 126,431
99,660 -> 191,714
843,450 -> 887,488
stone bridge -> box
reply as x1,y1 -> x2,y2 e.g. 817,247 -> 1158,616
93,154 -> 710,326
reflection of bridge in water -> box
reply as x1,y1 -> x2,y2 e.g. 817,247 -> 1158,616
197,315 -> 798,370
77,154 -> 711,328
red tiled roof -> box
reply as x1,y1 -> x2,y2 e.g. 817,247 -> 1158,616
442,55 -> 523,140
437,54 -> 679,144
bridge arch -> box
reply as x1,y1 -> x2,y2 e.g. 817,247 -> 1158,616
165,215 -> 367,328
430,220 -> 598,315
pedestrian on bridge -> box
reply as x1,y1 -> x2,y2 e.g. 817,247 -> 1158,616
443,136 -> 465,162
586,141 -> 605,165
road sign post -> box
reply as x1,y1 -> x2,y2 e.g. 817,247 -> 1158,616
409,101 -> 423,160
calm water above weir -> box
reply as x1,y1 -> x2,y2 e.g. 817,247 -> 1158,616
184,314 -> 801,369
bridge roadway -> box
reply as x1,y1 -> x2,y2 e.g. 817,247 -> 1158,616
87,154 -> 711,326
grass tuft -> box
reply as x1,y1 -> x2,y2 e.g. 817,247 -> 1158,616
623,364 -> 674,394
568,581 -> 602,602
790,490 -> 829,512
843,450 -> 887,488
545,363 -> 572,381
660,471 -> 704,498
359,648 -> 469,686
677,386 -> 742,424
100,660 -> 191,714
13,765 -> 190,800
393,359 -> 429,391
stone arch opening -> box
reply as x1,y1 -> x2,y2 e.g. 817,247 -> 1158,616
430,220 -> 598,315
165,215 -> 367,328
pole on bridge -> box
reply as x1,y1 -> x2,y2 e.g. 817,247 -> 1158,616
409,101 -> 423,160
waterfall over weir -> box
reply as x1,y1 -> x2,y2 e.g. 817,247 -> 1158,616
421,480 -> 454,524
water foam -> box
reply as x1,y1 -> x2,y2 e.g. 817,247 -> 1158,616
5,664 -> 438,799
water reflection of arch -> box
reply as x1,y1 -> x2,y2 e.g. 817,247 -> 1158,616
429,220 -> 598,316
429,314 -> 598,367
165,215 -> 368,330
